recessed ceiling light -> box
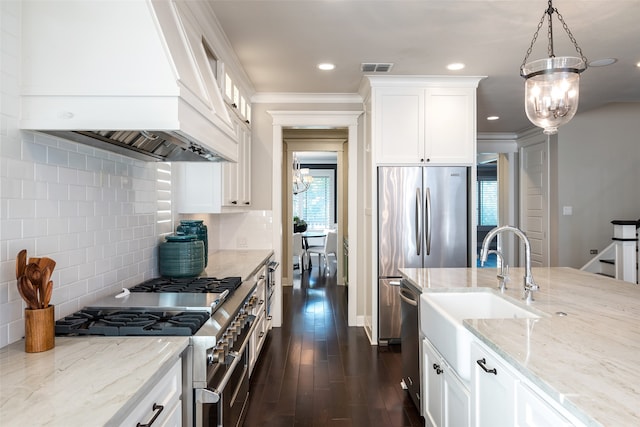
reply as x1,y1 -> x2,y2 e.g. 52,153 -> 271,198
588,58 -> 617,67
636,62 -> 640,68
318,63 -> 335,71
447,63 -> 465,71
487,116 -> 500,121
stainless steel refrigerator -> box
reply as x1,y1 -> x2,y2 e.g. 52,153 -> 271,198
378,166 -> 468,344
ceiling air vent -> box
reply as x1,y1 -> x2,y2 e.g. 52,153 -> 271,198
361,63 -> 394,73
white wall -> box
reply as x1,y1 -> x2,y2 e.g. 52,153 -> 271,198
0,1 -> 162,347
555,102 -> 640,268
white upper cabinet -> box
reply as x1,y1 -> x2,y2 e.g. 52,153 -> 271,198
222,116 -> 252,207
367,76 -> 483,165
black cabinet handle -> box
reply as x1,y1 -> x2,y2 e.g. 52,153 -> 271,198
476,358 -> 497,375
136,403 -> 164,427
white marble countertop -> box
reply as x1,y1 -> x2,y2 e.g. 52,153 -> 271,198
0,336 -> 188,426
400,266 -> 640,427
203,249 -> 274,280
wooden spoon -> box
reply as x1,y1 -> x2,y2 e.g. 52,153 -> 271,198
39,257 -> 56,274
16,277 -> 31,307
43,280 -> 53,308
18,276 -> 38,310
15,249 -> 27,280
24,263 -> 42,304
39,267 -> 51,309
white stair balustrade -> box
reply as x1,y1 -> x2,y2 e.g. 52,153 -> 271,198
581,220 -> 639,284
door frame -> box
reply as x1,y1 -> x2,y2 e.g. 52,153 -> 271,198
269,111 -> 362,328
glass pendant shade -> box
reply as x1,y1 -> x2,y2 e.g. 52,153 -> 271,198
523,57 -> 585,135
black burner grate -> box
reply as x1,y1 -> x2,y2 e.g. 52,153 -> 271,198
129,276 -> 242,293
55,310 -> 211,336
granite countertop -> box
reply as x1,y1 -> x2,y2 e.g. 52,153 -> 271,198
0,336 -> 189,426
0,249 -> 274,426
400,266 -> 640,427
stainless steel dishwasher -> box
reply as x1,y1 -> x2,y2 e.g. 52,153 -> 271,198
400,279 -> 421,411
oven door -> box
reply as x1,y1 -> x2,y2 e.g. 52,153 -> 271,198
195,317 -> 257,427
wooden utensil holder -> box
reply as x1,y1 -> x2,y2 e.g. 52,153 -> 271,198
25,305 -> 55,353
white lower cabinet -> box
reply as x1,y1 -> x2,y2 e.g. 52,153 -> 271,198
515,381 -> 573,427
422,338 -> 470,427
121,358 -> 182,427
471,340 -> 582,427
470,341 -> 515,427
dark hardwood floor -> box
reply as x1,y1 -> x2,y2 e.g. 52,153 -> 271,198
244,263 -> 424,427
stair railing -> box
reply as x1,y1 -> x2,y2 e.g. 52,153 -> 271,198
581,220 -> 639,284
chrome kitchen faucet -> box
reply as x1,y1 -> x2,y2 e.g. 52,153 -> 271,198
480,225 -> 539,303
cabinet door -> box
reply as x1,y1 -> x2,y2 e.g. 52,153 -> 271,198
222,116 -> 251,207
175,163 -> 222,213
374,87 -> 425,164
121,359 -> 182,426
443,367 -> 470,427
239,122 -> 252,206
222,160 -> 239,206
515,382 -> 574,427
470,341 -> 516,427
423,338 -> 443,427
424,87 -> 475,164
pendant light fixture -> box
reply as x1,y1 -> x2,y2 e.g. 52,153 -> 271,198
520,0 -> 588,135
292,155 -> 313,195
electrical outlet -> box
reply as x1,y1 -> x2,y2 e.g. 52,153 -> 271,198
590,249 -> 598,254
237,237 -> 248,248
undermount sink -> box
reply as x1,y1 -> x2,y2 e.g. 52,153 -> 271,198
420,289 -> 540,383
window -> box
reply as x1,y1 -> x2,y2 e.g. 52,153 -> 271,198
293,168 -> 336,230
477,163 -> 498,226
157,162 -> 173,236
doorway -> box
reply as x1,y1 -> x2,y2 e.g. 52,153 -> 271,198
476,138 -> 519,268
268,111 -> 362,329
282,130 -> 346,288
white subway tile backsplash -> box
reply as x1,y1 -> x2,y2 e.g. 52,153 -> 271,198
22,218 -> 47,238
47,146 -> 69,167
34,163 -> 57,182
22,140 -> 47,163
47,182 -> 68,201
1,177 -> 21,198
7,198 -> 35,218
35,199 -> 58,217
1,3 -> 165,349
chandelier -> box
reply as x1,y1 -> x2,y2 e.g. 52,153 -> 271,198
520,0 -> 587,135
292,155 -> 313,195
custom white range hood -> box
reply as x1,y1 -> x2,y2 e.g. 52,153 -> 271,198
21,0 -> 238,162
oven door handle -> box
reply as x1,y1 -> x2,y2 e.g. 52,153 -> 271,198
195,315 -> 259,405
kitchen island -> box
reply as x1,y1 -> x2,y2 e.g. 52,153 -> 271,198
401,266 -> 640,427
0,249 -> 274,426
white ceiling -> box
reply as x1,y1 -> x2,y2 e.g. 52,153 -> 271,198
208,0 -> 640,134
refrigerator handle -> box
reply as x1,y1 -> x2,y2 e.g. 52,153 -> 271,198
425,186 -> 432,255
416,188 -> 422,256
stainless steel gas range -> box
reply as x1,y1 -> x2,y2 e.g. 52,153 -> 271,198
56,275 -> 262,427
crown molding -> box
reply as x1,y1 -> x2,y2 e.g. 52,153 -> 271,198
252,92 -> 363,104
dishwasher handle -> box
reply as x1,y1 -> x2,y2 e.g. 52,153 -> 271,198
399,288 -> 418,307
